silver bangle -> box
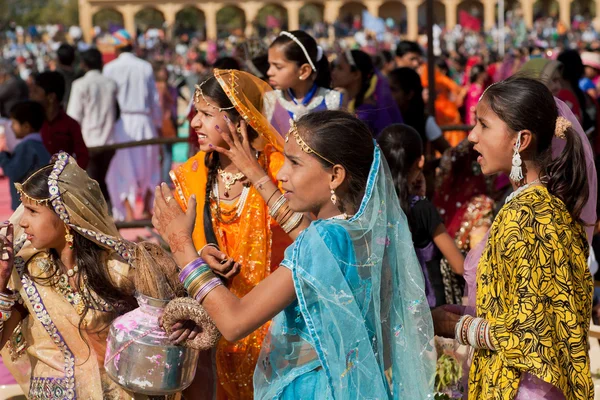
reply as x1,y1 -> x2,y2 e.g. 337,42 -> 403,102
198,243 -> 219,257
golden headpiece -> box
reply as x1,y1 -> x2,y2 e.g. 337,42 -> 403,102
285,119 -> 335,165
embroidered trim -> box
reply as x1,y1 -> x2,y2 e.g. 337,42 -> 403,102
48,152 -> 71,225
16,257 -> 77,399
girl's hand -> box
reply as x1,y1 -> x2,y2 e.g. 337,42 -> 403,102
211,118 -> 264,183
160,318 -> 200,345
152,183 -> 197,265
200,246 -> 241,280
0,222 -> 14,290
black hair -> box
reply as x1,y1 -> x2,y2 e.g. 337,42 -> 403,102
57,43 -> 76,67
117,44 -> 133,54
9,101 -> 45,131
558,50 -> 593,132
395,41 -> 423,58
249,55 -> 270,81
213,57 -> 241,70
80,48 -> 103,71
469,64 -> 486,84
296,110 -> 374,212
387,68 -> 427,141
194,56 -> 209,67
198,77 -> 259,244
34,71 -> 66,102
436,58 -> 450,76
482,76 -> 589,220
21,166 -> 136,335
270,30 -> 331,88
346,50 -> 375,109
374,50 -> 393,70
377,124 -> 423,228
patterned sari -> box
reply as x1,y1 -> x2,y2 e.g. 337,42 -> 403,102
470,186 -> 593,400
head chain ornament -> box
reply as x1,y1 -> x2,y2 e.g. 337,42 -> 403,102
555,116 -> 571,139
279,31 -> 318,72
194,76 -> 237,113
285,119 -> 336,165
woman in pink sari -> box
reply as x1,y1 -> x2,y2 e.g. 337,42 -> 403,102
464,65 -> 487,126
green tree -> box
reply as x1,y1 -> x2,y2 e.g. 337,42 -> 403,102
0,0 -> 78,28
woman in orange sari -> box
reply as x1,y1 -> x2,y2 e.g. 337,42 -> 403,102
170,69 -> 307,400
421,65 -> 466,147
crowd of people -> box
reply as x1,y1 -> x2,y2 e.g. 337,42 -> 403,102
0,17 -> 599,400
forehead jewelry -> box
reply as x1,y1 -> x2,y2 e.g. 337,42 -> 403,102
194,77 -> 236,113
285,119 -> 335,165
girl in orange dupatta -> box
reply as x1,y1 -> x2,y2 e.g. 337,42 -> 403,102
170,69 -> 307,399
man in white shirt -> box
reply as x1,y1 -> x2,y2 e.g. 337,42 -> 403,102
103,29 -> 162,221
67,48 -> 119,206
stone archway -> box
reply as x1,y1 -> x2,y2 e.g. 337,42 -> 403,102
92,8 -> 124,32
300,3 -> 325,27
571,0 -> 596,19
256,3 -> 288,32
216,5 -> 246,38
174,7 -> 205,38
458,0 -> 484,30
533,0 -> 559,19
339,1 -> 367,29
134,7 -> 165,32
380,1 -> 407,32
418,0 -> 446,29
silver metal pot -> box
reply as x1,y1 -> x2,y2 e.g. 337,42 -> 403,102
104,294 -> 200,395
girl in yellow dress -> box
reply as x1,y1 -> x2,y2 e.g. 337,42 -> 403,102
448,77 -> 595,399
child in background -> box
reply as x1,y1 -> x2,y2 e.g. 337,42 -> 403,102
264,30 -> 342,135
378,124 -> 464,307
0,101 -> 50,210
29,71 -> 89,168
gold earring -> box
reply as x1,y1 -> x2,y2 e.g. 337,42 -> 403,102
299,76 -> 304,81
65,227 -> 74,250
330,189 -> 337,205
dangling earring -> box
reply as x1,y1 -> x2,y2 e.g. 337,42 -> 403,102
65,227 -> 74,250
510,132 -> 523,182
330,189 -> 337,205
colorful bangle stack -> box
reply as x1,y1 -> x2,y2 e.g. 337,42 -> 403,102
269,193 -> 303,234
179,258 -> 223,303
455,315 -> 496,350
0,291 -> 17,329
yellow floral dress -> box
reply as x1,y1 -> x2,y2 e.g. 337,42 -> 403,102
470,186 -> 594,400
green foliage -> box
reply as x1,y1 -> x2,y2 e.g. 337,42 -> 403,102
256,4 -> 287,27
1,0 -> 79,27
134,8 -> 165,31
92,9 -> 124,31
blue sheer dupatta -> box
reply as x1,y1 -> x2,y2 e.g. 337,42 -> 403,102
254,145 -> 436,399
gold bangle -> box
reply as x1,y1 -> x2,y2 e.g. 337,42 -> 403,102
269,195 -> 286,218
187,271 -> 216,297
275,204 -> 293,225
282,212 -> 303,233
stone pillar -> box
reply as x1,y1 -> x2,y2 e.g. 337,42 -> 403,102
241,2 -> 263,37
594,0 -> 600,31
324,0 -> 342,24
79,0 -> 93,43
199,3 -> 219,40
119,5 -> 140,39
558,0 -> 572,27
442,0 -> 459,29
157,4 -> 181,41
365,0 -> 384,16
483,0 -> 496,30
405,0 -> 421,40
520,0 -> 534,28
285,1 -> 303,31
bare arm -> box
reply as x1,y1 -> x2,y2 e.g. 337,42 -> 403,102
152,185 -> 297,342
432,224 -> 464,275
201,267 -> 296,342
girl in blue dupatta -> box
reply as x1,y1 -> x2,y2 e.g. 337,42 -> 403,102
152,110 -> 436,399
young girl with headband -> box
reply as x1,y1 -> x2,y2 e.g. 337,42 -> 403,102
263,30 -> 343,135
434,77 -> 597,399
155,110 -> 435,398
332,49 -> 403,137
